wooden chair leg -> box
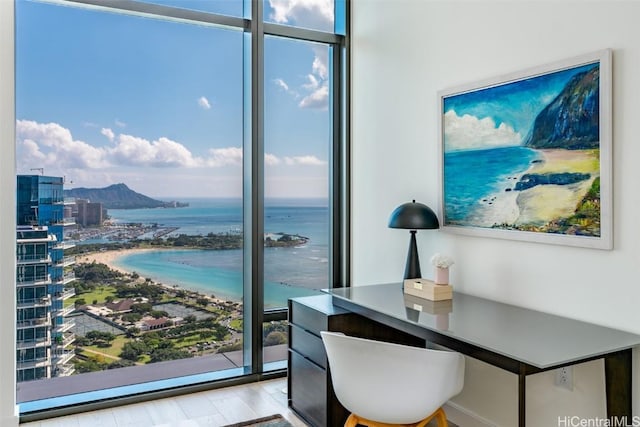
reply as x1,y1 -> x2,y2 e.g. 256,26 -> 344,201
346,413 -> 412,427
345,413 -> 359,427
434,407 -> 448,427
346,408 -> 448,427
415,407 -> 448,427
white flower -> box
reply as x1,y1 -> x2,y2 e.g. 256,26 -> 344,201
430,253 -> 454,268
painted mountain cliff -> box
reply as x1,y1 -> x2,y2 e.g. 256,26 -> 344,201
524,66 -> 599,149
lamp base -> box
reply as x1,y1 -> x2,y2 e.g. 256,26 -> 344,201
403,230 -> 421,279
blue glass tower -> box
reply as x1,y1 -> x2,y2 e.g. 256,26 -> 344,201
16,175 -> 76,381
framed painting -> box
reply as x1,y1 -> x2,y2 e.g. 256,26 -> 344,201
438,49 -> 612,249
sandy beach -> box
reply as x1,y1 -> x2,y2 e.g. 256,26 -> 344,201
515,148 -> 599,225
79,248 -> 157,275
468,148 -> 599,228
77,248 -> 233,304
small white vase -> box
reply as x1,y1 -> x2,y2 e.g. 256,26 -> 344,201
434,267 -> 449,285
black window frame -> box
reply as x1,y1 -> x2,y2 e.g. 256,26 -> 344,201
16,0 -> 350,421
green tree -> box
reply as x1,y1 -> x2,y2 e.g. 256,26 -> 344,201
107,359 -> 136,369
120,341 -> 150,361
75,359 -> 107,373
122,313 -> 142,323
264,331 -> 287,346
149,348 -> 193,363
131,302 -> 153,313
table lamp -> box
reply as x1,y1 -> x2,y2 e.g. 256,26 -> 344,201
388,200 -> 439,279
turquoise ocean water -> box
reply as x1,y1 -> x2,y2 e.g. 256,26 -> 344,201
105,198 -> 327,308
444,146 -> 540,225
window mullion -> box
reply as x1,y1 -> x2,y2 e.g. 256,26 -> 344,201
245,0 -> 265,374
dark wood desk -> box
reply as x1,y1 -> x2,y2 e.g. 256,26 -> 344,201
323,283 -> 640,427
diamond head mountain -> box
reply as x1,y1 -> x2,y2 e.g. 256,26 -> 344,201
64,183 -> 189,209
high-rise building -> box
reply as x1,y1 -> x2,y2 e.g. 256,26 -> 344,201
16,175 -> 76,382
74,198 -> 106,227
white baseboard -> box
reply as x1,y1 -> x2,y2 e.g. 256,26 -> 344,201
445,401 -> 499,427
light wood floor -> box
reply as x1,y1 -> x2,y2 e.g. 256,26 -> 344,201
21,378 -> 455,427
21,378 -> 308,427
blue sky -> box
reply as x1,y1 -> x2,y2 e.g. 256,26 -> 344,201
443,62 -> 598,152
16,0 -> 337,199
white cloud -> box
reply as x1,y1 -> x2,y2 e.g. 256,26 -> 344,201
275,45 -> 329,110
284,155 -> 326,166
302,73 -> 320,91
444,110 -> 522,151
115,119 -> 127,128
101,128 -> 115,142
274,78 -> 290,92
17,119 -> 325,177
151,137 -> 202,167
311,47 -> 328,80
20,139 -> 47,161
17,120 -> 109,169
109,134 -> 202,168
299,46 -> 329,110
299,84 -> 328,109
198,96 -> 212,110
268,0 -> 334,32
274,78 -> 300,99
265,153 -> 282,166
206,147 -> 243,167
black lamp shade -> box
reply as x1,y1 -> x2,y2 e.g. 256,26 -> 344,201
388,200 -> 439,230
388,200 -> 440,280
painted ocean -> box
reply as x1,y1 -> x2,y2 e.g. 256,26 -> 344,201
107,198 -> 328,308
444,146 -> 541,226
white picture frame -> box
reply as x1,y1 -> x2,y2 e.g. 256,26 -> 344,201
437,49 -> 612,249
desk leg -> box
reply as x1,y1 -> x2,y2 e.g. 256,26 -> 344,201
518,367 -> 526,427
604,349 -> 632,419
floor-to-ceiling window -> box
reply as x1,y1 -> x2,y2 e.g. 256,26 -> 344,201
15,0 -> 347,420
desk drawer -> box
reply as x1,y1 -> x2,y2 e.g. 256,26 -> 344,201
290,324 -> 327,368
290,299 -> 329,336
289,350 -> 327,427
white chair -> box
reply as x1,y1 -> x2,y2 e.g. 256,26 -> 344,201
321,331 -> 465,427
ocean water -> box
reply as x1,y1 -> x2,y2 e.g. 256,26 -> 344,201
444,146 -> 540,225
108,198 -> 328,308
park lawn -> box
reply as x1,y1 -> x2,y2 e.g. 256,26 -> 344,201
67,286 -> 118,307
172,333 -> 207,349
229,318 -> 243,331
78,348 -> 120,363
83,336 -> 150,364
84,335 -> 129,358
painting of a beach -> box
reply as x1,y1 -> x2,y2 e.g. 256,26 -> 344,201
439,50 -> 612,249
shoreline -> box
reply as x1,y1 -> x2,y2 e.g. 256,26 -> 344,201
514,148 -> 599,225
463,147 -> 599,228
76,247 -> 320,307
79,248 -> 238,305
462,148 -> 539,227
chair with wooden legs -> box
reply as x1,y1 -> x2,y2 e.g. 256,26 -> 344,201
321,331 -> 465,427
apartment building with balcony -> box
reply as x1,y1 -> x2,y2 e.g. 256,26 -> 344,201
16,175 -> 77,382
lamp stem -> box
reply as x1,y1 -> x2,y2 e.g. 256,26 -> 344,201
404,230 -> 421,279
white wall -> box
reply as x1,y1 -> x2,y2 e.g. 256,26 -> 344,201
0,1 -> 19,426
351,1 -> 640,425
